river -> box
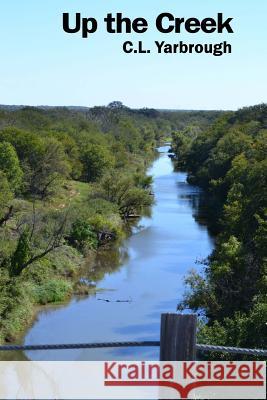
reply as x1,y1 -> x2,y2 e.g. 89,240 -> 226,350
23,145 -> 213,361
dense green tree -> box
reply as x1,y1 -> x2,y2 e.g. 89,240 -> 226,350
51,132 -> 83,180
0,142 -> 23,192
0,127 -> 44,168
68,219 -> 98,251
29,138 -> 71,199
81,144 -> 115,182
0,171 -> 14,225
98,171 -> 153,219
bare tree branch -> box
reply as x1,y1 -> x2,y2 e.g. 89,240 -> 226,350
20,211 -> 69,271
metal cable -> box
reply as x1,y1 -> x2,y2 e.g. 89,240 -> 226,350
196,344 -> 267,356
0,341 -> 160,352
0,341 -> 266,356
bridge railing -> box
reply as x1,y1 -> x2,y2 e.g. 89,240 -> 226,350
0,314 -> 266,359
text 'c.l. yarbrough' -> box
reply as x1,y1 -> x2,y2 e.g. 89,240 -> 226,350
104,361 -> 266,399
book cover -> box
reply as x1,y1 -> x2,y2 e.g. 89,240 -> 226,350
0,1 -> 266,399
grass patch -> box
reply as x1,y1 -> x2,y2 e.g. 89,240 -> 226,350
71,180 -> 90,204
33,279 -> 72,305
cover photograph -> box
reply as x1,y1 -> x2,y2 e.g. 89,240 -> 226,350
0,1 -> 266,399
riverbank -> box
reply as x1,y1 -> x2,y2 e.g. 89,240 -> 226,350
0,161 -> 155,344
0,106 -> 163,345
0,150 -> 157,356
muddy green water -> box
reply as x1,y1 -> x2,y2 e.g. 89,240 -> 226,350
22,145 -> 213,361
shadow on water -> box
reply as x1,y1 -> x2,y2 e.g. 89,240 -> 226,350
178,185 -> 211,227
4,145 -> 214,361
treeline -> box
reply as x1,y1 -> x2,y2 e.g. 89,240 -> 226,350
172,104 -> 267,354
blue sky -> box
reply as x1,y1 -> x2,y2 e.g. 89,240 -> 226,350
0,0 -> 266,109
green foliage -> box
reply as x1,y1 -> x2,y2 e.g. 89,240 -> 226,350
0,127 -> 44,169
175,104 -> 267,350
0,171 -> 13,220
20,246 -> 82,284
88,213 -> 123,239
51,132 -> 83,179
0,142 -> 23,193
10,229 -> 32,276
171,130 -> 192,168
80,143 -> 115,182
133,173 -> 153,189
28,138 -> 71,199
21,259 -> 52,285
198,297 -> 267,359
0,270 -> 34,342
98,171 -> 153,218
86,198 -> 119,216
68,219 -> 98,251
33,279 -> 72,305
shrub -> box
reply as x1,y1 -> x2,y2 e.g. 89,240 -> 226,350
0,142 -> 23,193
68,219 -> 98,251
20,259 -> 52,284
33,279 -> 72,305
88,214 -> 123,242
0,272 -> 34,342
